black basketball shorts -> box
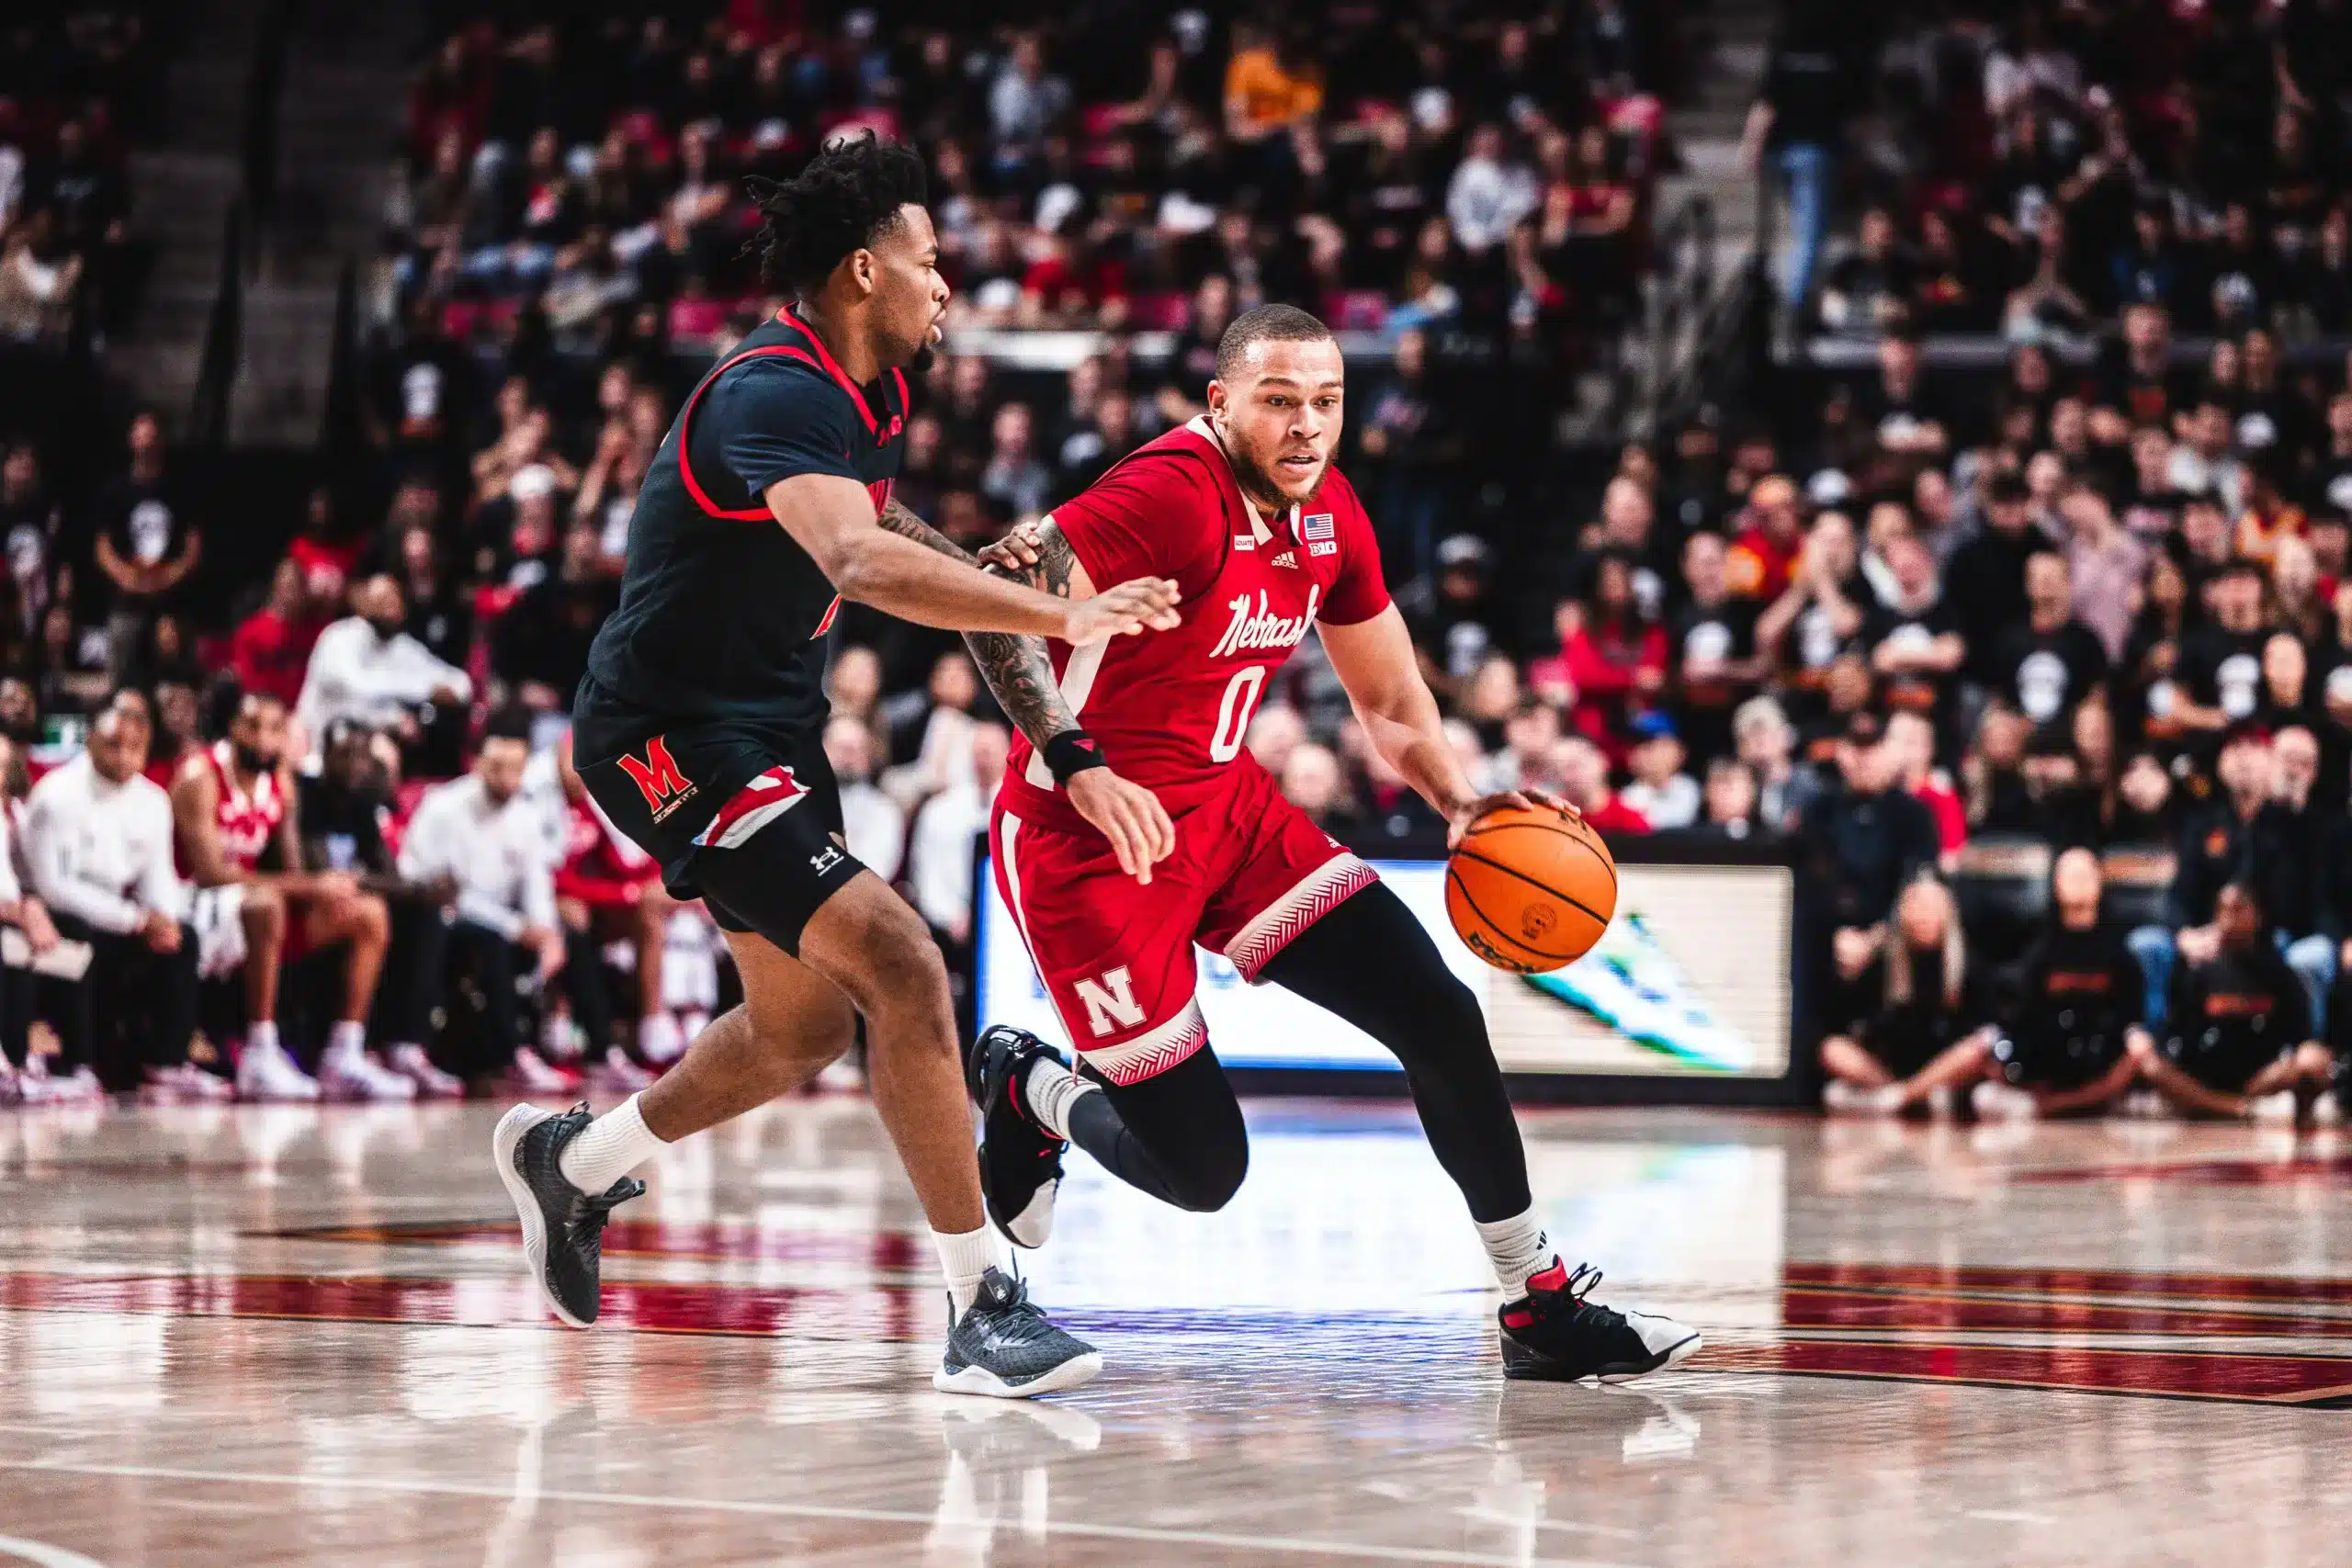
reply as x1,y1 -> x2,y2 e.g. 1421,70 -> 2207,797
573,717 -> 865,956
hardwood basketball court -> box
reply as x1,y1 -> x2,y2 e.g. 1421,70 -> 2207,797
1,1098 -> 2346,1565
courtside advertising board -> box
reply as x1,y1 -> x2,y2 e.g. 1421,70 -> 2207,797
976,855 -> 1794,1079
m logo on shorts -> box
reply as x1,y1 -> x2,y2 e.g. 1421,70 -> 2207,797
1073,965 -> 1147,1037
618,737 -> 696,821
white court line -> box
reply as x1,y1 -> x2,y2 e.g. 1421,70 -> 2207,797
0,1537 -> 111,1568
0,1458 -> 1658,1568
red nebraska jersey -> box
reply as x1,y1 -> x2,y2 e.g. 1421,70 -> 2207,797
199,740 -> 286,873
999,418 -> 1391,833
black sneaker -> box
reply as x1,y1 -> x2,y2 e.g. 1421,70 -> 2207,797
1498,1261 -> 1701,1383
492,1101 -> 645,1328
968,1026 -> 1067,1248
934,1267 -> 1103,1398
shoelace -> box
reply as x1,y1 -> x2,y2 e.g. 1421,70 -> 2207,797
574,1178 -> 645,1233
976,1271 -> 1061,1342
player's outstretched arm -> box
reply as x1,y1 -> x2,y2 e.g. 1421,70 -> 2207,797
1319,605 -> 1567,846
958,513 -> 1175,882
765,474 -> 1179,643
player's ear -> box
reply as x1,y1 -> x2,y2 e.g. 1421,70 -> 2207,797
847,247 -> 877,300
1205,378 -> 1226,418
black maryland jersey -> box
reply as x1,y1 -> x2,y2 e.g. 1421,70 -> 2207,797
581,307 -> 907,745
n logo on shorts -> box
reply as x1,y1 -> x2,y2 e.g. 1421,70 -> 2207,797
618,737 -> 696,822
1073,965 -> 1147,1037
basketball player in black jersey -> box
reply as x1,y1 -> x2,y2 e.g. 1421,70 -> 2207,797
492,136 -> 1180,1397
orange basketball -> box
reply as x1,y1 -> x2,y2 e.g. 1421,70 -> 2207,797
1444,804 -> 1616,974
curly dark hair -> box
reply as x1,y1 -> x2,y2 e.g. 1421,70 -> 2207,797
746,133 -> 930,298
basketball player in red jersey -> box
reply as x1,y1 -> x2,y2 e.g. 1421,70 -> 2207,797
962,306 -> 1701,1382
170,691 -> 409,1101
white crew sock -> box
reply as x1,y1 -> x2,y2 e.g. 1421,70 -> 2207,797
557,1094 -> 668,1193
247,1021 -> 281,1056
1022,1057 -> 1095,1140
933,1224 -> 1003,1318
1476,1208 -> 1556,1291
326,1021 -> 368,1064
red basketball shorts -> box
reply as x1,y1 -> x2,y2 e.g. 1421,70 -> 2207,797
989,758 -> 1377,1085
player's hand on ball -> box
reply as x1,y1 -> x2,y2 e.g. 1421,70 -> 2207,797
1065,579 -> 1182,644
1068,767 -> 1176,885
978,522 -> 1046,572
1446,789 -> 1577,849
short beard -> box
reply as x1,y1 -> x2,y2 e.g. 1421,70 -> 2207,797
1225,445 -> 1320,513
911,344 -> 936,374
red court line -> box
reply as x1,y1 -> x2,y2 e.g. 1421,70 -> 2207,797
1781,1286 -> 2352,1338
2016,1157 -> 2352,1189
0,1271 -> 929,1342
1701,1339 -> 2352,1404
1784,1261 -> 2352,1306
256,1220 -> 927,1269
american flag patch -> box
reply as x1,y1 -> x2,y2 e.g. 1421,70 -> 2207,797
1302,513 -> 1335,541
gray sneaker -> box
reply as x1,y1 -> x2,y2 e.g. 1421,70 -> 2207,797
933,1268 -> 1102,1398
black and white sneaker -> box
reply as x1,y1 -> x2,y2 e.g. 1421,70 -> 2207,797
1498,1260 -> 1702,1383
968,1026 -> 1067,1248
492,1101 -> 645,1328
934,1268 -> 1102,1398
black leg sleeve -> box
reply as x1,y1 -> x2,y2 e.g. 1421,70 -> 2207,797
1259,881 -> 1533,1223
1066,1046 -> 1250,1213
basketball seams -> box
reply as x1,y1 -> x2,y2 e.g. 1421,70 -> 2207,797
1444,869 -> 1566,970
1459,811 -> 1619,900
1448,845 -> 1613,930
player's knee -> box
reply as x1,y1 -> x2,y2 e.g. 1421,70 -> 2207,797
829,904 -> 952,1025
353,893 -> 390,944
244,884 -> 286,930
1170,1138 -> 1248,1213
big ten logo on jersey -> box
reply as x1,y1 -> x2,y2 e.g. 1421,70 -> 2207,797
617,737 -> 697,822
1210,585 -> 1321,660
1073,965 -> 1147,1037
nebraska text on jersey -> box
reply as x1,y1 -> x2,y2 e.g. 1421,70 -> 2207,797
1211,584 -> 1321,659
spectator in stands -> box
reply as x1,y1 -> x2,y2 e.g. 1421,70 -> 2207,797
909,721 -> 1010,954
396,709 -> 567,1092
1885,709 -> 1964,866
1980,848 -> 2148,1119
1357,330 -> 1459,582
1743,6 -> 1864,317
1734,694 -> 1817,833
1726,474 -> 1805,603
826,716 -> 906,887
298,717 -> 465,1098
0,732 -> 83,1103
492,519 -> 617,713
2131,725 -> 2307,1028
1668,529 -> 1763,764
170,691 -> 405,1103
1820,876 -> 1994,1115
1558,550 -> 1665,757
1947,472 -> 2045,684
297,574 -> 472,771
2134,880 -> 2334,1120
231,558 -> 330,706
1996,552 -> 2109,728
1402,535 -> 1501,702
1621,713 -> 1698,829
22,691 -> 211,1101
0,211 -> 84,347
1694,757 -> 1761,841
1553,735 -> 1648,835
94,412 -> 198,672
1804,710 -> 1941,1012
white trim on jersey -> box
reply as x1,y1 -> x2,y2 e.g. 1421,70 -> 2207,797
1081,997 -> 1209,1085
1221,852 -> 1377,982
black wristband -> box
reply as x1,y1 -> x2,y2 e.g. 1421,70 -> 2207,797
1044,730 -> 1109,783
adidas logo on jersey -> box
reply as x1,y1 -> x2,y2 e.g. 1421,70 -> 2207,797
1270,549 -> 1297,569
1211,585 -> 1321,659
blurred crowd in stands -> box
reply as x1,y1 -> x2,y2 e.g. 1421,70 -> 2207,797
0,6 -> 158,352
1753,0 -> 2352,341
8,0 -> 2352,1122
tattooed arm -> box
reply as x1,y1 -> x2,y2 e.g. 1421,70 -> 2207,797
876,498 -> 1081,752
876,501 -> 1172,882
